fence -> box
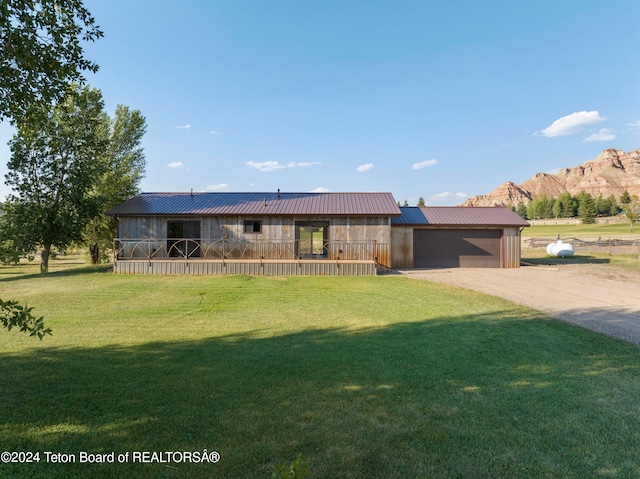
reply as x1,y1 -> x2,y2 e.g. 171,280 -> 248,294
524,236 -> 640,256
114,238 -> 390,266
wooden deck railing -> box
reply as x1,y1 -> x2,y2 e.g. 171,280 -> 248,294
114,238 -> 391,267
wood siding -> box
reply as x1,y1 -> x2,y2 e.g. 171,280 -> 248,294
502,227 -> 522,269
115,215 -> 392,270
117,215 -> 390,243
114,260 -> 377,276
391,226 -> 413,269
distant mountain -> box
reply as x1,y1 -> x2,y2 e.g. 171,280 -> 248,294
462,148 -> 640,207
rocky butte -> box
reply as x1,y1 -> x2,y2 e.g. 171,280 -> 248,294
462,148 -> 640,207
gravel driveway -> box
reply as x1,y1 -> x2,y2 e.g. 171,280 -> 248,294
400,263 -> 640,346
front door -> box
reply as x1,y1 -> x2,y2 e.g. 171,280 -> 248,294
296,222 -> 329,258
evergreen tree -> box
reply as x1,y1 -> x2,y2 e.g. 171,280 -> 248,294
527,194 -> 552,219
620,190 -> 632,205
577,192 -> 597,224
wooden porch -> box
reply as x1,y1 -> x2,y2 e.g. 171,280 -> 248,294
113,238 -> 390,276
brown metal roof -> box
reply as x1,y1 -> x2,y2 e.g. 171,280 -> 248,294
392,206 -> 529,227
106,192 -> 402,217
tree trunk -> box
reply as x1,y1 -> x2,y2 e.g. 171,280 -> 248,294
90,243 -> 99,264
41,244 -> 51,273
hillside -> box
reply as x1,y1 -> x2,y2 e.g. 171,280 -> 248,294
462,148 -> 640,207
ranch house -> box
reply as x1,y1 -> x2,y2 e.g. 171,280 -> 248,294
107,191 -> 529,275
106,191 -> 400,275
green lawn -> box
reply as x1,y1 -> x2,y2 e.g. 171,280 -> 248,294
523,221 -> 636,238
2,260 -> 640,478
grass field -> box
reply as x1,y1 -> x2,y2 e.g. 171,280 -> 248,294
2,260 -> 640,478
523,220 -> 636,238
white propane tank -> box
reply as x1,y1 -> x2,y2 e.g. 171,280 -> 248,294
546,239 -> 574,257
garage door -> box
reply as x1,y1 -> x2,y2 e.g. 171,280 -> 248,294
413,229 -> 502,268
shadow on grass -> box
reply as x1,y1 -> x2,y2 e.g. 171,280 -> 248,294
522,255 -> 611,266
0,265 -> 111,283
2,312 -> 640,479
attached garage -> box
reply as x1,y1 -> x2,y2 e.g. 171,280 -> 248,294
391,207 -> 529,269
413,229 -> 502,268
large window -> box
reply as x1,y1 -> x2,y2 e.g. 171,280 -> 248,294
296,221 -> 328,258
167,221 -> 201,258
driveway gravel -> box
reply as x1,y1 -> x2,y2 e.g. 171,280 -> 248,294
400,263 -> 640,346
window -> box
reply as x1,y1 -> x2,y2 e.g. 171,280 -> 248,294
167,221 -> 201,258
296,221 -> 328,258
244,220 -> 262,234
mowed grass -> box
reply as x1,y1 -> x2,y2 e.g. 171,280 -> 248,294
2,260 -> 640,478
523,221 -> 636,238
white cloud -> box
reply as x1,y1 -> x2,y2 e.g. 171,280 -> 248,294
583,128 -> 616,143
167,162 -> 184,168
310,187 -> 330,192
209,130 -> 219,135
175,124 -> 192,129
412,159 -> 438,170
294,162 -> 322,168
537,111 -> 606,137
430,192 -> 467,202
626,120 -> 640,133
206,183 -> 230,191
247,161 -> 285,172
356,163 -> 374,172
247,161 -> 321,172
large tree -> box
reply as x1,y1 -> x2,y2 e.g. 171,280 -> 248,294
84,105 -> 147,264
2,84 -> 109,272
0,0 -> 102,123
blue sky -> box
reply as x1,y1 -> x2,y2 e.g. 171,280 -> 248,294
1,0 -> 639,205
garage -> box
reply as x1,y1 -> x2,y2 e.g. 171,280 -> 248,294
413,229 -> 502,268
391,206 -> 529,269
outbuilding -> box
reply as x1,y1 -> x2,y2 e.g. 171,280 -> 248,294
391,207 -> 529,269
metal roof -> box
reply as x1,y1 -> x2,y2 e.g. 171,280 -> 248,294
392,206 -> 529,227
391,207 -> 429,225
106,192 -> 402,217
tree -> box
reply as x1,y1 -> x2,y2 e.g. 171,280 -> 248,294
0,0 -> 102,123
417,197 -> 426,207
620,190 -> 632,205
515,203 -> 528,219
2,84 -> 109,272
623,196 -> 639,232
606,194 -> 621,216
577,192 -> 597,224
527,194 -> 552,220
555,192 -> 578,218
84,105 -> 147,264
1,298 -> 51,339
402,200 -> 409,207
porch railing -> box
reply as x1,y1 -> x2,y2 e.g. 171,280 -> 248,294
114,238 -> 390,267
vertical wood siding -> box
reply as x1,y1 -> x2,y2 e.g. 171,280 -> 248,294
391,226 -> 413,269
114,261 -> 377,276
502,227 -> 522,268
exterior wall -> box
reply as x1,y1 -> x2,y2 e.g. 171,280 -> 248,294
117,215 -> 390,243
391,226 -> 413,269
502,227 -> 522,268
115,215 -> 392,268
